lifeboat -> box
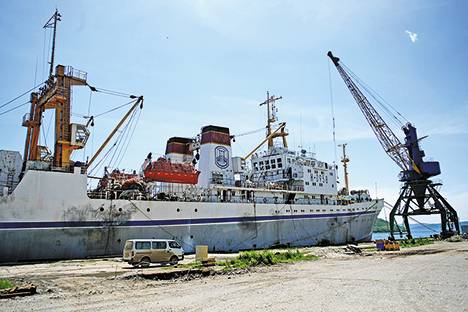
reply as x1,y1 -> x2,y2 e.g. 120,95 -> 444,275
144,157 -> 200,184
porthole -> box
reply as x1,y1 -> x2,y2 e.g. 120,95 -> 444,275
118,208 -> 122,212
194,208 -> 198,212
99,207 -> 104,212
147,208 -> 150,212
190,235 -> 194,239
177,208 -> 180,212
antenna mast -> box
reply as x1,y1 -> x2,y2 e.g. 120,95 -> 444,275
338,143 -> 349,195
44,9 -> 61,78
259,91 -> 288,149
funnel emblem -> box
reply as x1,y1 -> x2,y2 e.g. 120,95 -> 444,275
214,146 -> 229,169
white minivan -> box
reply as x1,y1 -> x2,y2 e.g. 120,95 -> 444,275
123,239 -> 184,267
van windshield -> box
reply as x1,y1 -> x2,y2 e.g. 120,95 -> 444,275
124,241 -> 133,250
169,241 -> 181,248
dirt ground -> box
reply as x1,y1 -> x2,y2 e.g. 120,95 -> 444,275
1,241 -> 468,312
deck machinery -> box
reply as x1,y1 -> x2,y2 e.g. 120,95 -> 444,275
327,51 -> 460,239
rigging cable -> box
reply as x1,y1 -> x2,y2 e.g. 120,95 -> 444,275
95,87 -> 133,97
87,141 -> 119,177
83,90 -> 94,160
108,108 -> 138,169
87,84 -> 136,98
0,100 -> 30,116
231,126 -> 266,138
116,108 -> 142,168
328,58 -> 338,173
0,81 -> 45,110
88,116 -> 135,176
46,25 -> 52,78
341,63 -> 406,129
352,69 -> 409,124
89,106 -> 139,176
343,63 -> 402,125
93,99 -> 136,118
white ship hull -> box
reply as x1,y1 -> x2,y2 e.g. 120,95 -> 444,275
0,170 -> 383,262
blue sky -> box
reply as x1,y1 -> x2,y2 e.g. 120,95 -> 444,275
0,1 -> 467,222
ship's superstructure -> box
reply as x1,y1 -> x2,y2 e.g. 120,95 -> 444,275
0,11 -> 383,262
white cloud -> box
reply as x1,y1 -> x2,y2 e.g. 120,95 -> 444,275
405,30 -> 418,43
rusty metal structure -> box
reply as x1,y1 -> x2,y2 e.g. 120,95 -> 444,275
22,10 -> 90,172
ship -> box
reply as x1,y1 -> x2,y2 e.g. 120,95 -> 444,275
0,11 -> 383,262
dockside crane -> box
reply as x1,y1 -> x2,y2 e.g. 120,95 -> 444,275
327,51 -> 460,239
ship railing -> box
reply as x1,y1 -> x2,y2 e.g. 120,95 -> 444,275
66,66 -> 87,81
86,189 -> 340,206
87,191 -> 113,200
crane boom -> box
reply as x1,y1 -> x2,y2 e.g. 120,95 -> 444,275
327,51 -> 460,240
327,51 -> 409,171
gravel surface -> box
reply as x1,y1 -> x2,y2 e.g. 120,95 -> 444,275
1,241 -> 467,312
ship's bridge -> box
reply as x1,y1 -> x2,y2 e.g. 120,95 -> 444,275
250,147 -> 338,195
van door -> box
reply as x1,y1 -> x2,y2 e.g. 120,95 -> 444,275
151,241 -> 170,262
134,241 -> 152,262
123,241 -> 133,260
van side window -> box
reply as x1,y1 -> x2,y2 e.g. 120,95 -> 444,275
169,241 -> 181,248
152,241 -> 167,249
135,242 -> 151,250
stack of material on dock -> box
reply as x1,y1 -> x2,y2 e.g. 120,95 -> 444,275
345,245 -> 362,254
0,284 -> 36,299
375,240 -> 400,251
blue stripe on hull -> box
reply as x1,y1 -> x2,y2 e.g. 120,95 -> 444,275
0,211 -> 379,262
0,210 -> 376,229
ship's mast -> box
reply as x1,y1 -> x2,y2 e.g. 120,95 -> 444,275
43,9 -> 61,78
22,10 -> 89,173
259,91 -> 288,149
338,143 -> 349,195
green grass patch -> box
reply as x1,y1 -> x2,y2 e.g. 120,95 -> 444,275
0,279 -> 13,290
222,249 -> 318,270
398,237 -> 434,248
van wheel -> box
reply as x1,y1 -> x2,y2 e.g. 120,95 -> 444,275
170,256 -> 179,265
140,257 -> 151,268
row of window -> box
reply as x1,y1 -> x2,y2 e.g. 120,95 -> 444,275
307,169 -> 324,174
254,157 -> 284,170
305,182 -> 325,187
280,207 -> 372,213
135,241 -> 180,250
